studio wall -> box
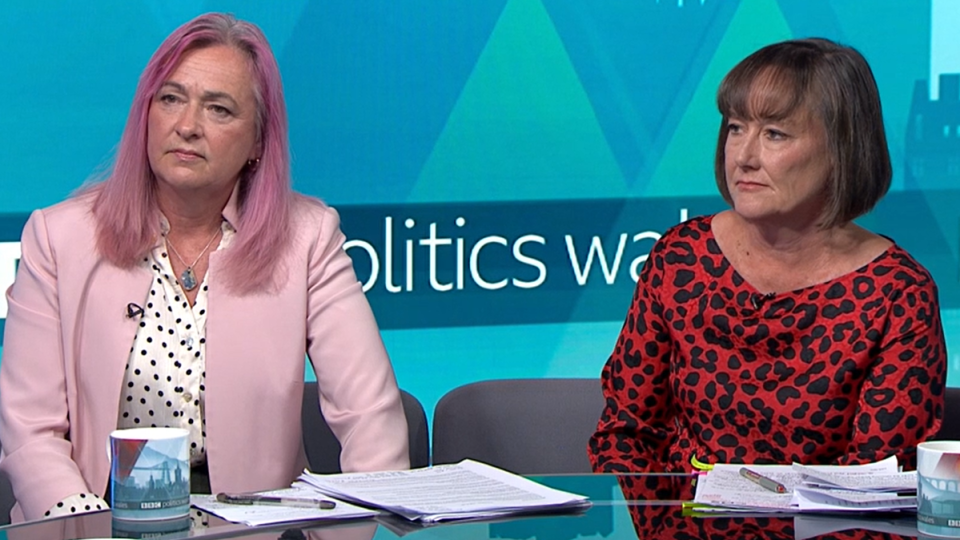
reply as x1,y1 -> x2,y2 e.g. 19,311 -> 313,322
1,0 -> 959,421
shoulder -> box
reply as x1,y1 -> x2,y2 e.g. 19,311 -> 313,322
650,214 -> 716,257
285,194 -> 346,252
289,194 -> 338,224
659,214 -> 713,243
869,244 -> 939,292
14,193 -> 101,281
22,192 -> 97,245
289,193 -> 342,230
635,215 -> 718,286
38,192 -> 96,225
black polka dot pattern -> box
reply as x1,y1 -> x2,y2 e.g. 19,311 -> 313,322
117,227 -> 228,466
43,493 -> 106,518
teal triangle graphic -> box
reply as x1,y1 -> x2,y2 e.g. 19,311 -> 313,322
412,0 -> 625,202
643,0 -> 793,198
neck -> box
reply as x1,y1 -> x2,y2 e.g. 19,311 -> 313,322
157,186 -> 232,237
736,213 -> 850,263
713,210 -> 883,295
724,211 -> 867,294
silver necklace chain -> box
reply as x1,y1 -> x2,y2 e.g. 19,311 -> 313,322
165,227 -> 222,291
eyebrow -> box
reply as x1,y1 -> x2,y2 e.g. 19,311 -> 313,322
158,81 -> 240,108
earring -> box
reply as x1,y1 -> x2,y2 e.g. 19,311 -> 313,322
246,157 -> 261,169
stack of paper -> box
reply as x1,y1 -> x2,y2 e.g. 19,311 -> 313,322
791,461 -> 916,511
296,459 -> 591,523
794,513 -> 918,539
692,456 -> 916,513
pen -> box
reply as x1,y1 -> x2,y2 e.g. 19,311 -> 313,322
216,492 -> 337,509
739,467 -> 787,494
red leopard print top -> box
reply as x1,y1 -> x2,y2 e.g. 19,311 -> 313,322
589,215 -> 946,473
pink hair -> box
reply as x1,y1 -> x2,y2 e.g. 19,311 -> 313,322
91,12 -> 291,293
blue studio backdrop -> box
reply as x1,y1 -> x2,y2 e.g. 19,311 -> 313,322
2,1 -> 960,424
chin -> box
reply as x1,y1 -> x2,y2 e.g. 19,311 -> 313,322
731,201 -> 770,220
157,174 -> 192,185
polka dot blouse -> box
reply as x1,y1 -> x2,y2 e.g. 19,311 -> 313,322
118,220 -> 234,465
43,220 -> 234,519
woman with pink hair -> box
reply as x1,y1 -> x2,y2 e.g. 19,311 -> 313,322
0,13 -> 408,522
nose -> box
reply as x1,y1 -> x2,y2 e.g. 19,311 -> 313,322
733,131 -> 760,170
175,103 -> 203,140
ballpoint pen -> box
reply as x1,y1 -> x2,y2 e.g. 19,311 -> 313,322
739,467 -> 787,494
216,492 -> 338,509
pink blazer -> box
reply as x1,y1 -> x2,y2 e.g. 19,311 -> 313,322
0,192 -> 409,522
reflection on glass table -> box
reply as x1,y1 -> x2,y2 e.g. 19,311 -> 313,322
0,474 -> 924,540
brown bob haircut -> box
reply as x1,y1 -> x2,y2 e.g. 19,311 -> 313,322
714,38 -> 891,229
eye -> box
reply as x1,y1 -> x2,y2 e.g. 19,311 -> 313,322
765,128 -> 787,140
208,104 -> 232,117
158,93 -> 181,105
727,121 -> 743,135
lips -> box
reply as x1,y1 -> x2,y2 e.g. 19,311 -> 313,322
170,148 -> 203,160
734,179 -> 767,189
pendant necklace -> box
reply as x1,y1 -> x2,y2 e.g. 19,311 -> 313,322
165,227 -> 222,291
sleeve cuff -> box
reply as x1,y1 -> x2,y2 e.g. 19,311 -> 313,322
44,492 -> 108,519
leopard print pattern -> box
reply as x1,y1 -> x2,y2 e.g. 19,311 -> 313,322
590,215 -> 945,473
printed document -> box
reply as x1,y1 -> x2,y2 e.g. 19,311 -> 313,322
693,457 -> 914,513
791,459 -> 916,492
297,459 -> 590,522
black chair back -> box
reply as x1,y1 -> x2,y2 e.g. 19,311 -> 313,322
935,386 -> 960,440
432,378 -> 603,474
0,441 -> 14,525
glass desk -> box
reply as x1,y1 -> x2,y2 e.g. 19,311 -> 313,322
0,474 -> 922,540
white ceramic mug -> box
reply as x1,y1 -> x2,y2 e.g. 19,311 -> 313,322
108,427 -> 190,521
918,440 -> 960,537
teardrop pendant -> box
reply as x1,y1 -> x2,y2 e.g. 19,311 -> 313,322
164,226 -> 220,293
180,267 -> 198,291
